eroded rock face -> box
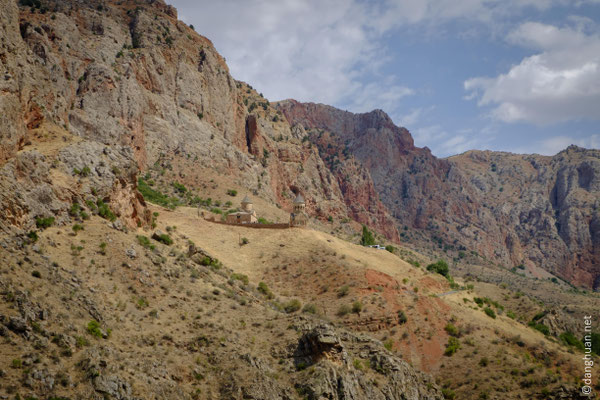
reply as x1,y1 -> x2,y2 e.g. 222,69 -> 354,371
278,100 -> 600,289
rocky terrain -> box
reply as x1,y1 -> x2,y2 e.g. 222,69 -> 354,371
276,101 -> 600,290
0,0 -> 599,399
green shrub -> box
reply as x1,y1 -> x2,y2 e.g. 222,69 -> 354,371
337,304 -> 351,317
241,237 -> 249,245
87,320 -> 104,338
230,273 -> 249,286
445,323 -> 459,337
155,234 -> 173,245
302,303 -> 318,314
172,182 -> 187,193
397,310 -> 408,324
559,332 -> 584,350
284,299 -> 302,313
257,282 -> 274,299
137,235 -> 155,250
528,321 -> 550,335
479,357 -> 489,367
97,200 -> 116,221
442,388 -> 456,399
484,307 -> 496,319
337,285 -> 350,298
352,301 -> 363,315
72,223 -> 84,234
27,231 -> 38,242
444,337 -> 460,356
31,270 -> 41,278
226,189 -> 237,196
506,311 -> 516,319
35,216 -> 55,229
11,358 -> 22,368
385,245 -> 395,253
426,260 -> 449,277
383,339 -> 393,351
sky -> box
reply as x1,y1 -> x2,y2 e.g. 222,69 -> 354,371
170,0 -> 600,157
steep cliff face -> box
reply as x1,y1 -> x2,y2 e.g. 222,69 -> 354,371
0,0 -> 405,242
278,101 -> 600,290
451,146 -> 600,290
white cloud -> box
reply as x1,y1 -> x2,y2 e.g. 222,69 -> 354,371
412,124 -> 491,156
171,0 -> 599,116
465,21 -> 600,125
173,0 -> 407,112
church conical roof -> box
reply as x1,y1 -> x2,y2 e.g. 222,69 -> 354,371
241,195 -> 252,204
293,193 -> 305,204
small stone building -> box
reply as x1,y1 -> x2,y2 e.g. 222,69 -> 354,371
289,193 -> 308,227
226,195 -> 258,224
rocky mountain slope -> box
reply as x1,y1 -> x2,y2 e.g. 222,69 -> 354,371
276,101 -> 600,290
1,1 -> 599,399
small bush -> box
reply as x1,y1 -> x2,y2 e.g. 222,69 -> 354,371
87,320 -> 104,338
506,310 -> 516,319
479,357 -> 489,367
97,200 -> 116,221
484,307 -> 496,319
27,231 -> 38,242
11,358 -> 22,369
397,310 -> 408,324
241,237 -> 249,245
383,339 -> 393,351
426,259 -> 449,277
32,270 -> 41,278
352,301 -> 363,315
155,234 -> 173,245
72,224 -> 84,234
257,282 -> 274,299
385,245 -> 395,253
137,235 -> 155,250
226,189 -> 237,196
337,304 -> 351,317
35,216 -> 55,229
444,337 -> 460,356
302,303 -> 318,314
283,299 -> 301,313
445,323 -> 459,337
172,182 -> 187,193
528,321 -> 550,335
230,273 -> 249,286
337,285 -> 350,298
442,388 -> 456,399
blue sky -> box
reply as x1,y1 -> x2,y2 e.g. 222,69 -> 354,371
171,0 -> 600,157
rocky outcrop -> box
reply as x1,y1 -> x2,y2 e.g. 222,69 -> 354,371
292,323 -> 443,400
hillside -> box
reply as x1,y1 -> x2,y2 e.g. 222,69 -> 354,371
0,0 -> 599,399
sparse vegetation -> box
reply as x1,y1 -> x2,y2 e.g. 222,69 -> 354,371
283,299 -> 301,313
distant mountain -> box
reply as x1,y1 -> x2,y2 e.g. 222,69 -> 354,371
277,101 -> 600,290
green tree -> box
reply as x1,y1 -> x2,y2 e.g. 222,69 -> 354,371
360,225 -> 375,246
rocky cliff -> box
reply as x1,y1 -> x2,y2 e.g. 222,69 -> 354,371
277,101 -> 600,290
0,0 -> 400,243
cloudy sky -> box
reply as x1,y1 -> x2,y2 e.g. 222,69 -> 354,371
171,0 -> 600,157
